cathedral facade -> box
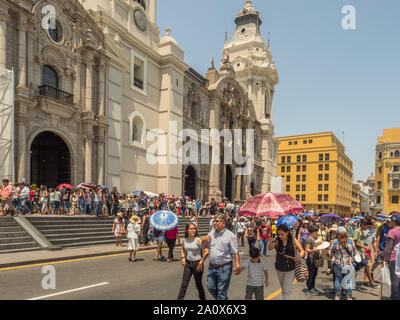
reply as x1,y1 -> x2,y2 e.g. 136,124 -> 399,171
2,0 -> 278,201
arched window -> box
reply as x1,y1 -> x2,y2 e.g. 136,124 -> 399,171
129,111 -> 147,148
378,152 -> 382,159
265,92 -> 271,118
42,65 -> 58,88
395,150 -> 400,158
134,0 -> 146,10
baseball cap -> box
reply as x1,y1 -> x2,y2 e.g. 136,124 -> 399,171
390,214 -> 400,225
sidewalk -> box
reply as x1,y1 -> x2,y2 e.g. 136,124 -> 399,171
0,242 -> 166,269
288,264 -> 385,300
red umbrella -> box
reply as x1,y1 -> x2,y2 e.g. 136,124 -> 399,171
238,192 -> 305,218
57,183 -> 74,189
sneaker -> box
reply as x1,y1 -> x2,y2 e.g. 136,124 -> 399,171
310,289 -> 321,295
347,296 -> 353,300
334,294 -> 341,300
306,289 -> 319,296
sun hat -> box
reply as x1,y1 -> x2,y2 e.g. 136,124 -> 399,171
303,220 -> 310,224
337,226 -> 347,235
330,224 -> 338,232
130,215 -> 140,223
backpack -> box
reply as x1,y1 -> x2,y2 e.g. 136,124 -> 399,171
395,242 -> 400,279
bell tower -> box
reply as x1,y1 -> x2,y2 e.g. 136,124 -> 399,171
223,0 -> 279,125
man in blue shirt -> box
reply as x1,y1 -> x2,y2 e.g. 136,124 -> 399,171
203,214 -> 240,300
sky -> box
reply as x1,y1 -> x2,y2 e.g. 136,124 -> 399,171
157,0 -> 400,182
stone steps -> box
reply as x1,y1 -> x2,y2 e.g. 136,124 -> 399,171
0,217 -> 41,253
25,215 -> 212,249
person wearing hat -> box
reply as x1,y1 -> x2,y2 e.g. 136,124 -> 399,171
0,179 -> 15,216
383,214 -> 400,300
329,226 -> 356,300
127,215 -> 142,262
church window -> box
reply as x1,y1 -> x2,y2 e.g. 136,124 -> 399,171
48,20 -> 63,43
395,150 -> 400,158
131,50 -> 147,94
265,93 -> 271,118
241,28 -> 246,33
42,65 -> 58,88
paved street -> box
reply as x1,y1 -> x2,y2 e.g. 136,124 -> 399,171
0,242 -> 384,300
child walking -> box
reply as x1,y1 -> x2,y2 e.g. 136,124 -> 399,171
127,215 -> 141,262
235,247 -> 269,300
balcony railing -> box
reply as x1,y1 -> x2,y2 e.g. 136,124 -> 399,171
38,85 -> 74,105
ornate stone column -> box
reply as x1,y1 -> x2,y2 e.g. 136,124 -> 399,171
16,15 -> 27,88
0,7 -> 8,70
83,54 -> 93,113
97,58 -> 106,117
208,101 -> 222,201
84,135 -> 93,183
73,56 -> 81,105
96,129 -> 105,185
16,119 -> 26,182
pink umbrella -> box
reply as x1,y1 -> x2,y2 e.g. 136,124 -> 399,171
238,192 -> 305,218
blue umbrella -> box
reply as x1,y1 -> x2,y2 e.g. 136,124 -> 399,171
150,210 -> 179,231
303,211 -> 315,217
132,190 -> 141,196
276,215 -> 298,228
377,213 -> 389,219
355,215 -> 364,219
319,213 -> 342,224
350,218 -> 360,223
99,185 -> 107,189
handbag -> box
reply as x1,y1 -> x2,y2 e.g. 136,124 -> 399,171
295,260 -> 309,282
312,251 -> 324,268
277,240 -> 309,282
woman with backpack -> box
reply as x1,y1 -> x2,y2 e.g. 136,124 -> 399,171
177,223 -> 208,300
268,224 -> 305,300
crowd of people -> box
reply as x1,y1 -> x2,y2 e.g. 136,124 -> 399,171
125,211 -> 400,301
2,178 -> 400,301
0,178 -> 243,217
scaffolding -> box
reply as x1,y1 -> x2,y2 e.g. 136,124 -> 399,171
0,67 -> 14,182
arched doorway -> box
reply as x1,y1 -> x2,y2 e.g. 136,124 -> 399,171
184,166 -> 197,200
225,165 -> 232,201
30,131 -> 71,188
250,182 -> 255,196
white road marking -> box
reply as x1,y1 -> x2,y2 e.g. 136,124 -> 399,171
28,282 -> 109,300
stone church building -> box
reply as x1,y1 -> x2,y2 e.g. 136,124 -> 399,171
1,0 -> 279,201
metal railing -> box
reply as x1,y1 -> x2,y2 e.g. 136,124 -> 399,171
38,85 -> 74,105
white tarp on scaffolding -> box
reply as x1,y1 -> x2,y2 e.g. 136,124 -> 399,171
0,67 -> 14,182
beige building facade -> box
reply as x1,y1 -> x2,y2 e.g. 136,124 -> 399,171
3,0 -> 279,200
1,0 -> 107,187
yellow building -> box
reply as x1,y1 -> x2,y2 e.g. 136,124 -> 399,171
351,183 -> 361,215
375,128 -> 400,214
277,132 -> 353,217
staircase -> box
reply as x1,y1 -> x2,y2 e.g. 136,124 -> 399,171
26,215 -> 212,249
0,216 -> 41,253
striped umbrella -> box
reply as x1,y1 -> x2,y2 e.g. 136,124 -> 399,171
238,192 -> 305,218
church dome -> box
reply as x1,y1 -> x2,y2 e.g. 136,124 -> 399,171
159,28 -> 179,47
367,173 -> 375,182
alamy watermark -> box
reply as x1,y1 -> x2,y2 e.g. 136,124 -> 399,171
41,265 -> 56,290
145,121 -> 254,176
342,5 -> 356,30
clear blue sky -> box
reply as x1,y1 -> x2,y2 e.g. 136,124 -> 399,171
157,0 -> 400,181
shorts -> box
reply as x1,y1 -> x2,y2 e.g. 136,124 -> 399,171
245,285 -> 264,300
154,236 -> 164,243
127,238 -> 139,251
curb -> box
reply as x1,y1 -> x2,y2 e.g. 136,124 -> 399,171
0,243 -> 184,269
